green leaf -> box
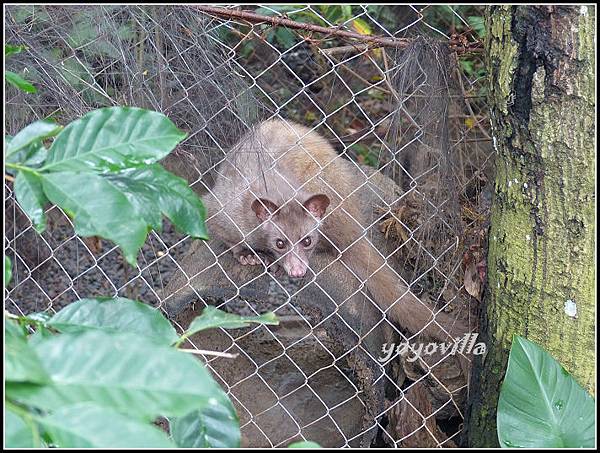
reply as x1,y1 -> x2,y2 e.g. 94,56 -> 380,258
5,44 -> 26,58
5,70 -> 37,93
317,5 -> 341,24
104,164 -> 208,239
39,166 -> 207,265
7,330 -> 228,420
5,408 -> 36,447
178,306 -> 279,344
171,397 -> 240,448
6,142 -> 48,170
38,403 -> 175,448
7,119 -> 62,158
274,27 -> 297,49
341,5 -> 353,21
5,255 -> 12,287
497,336 -> 595,448
288,441 -> 322,448
468,15 -> 486,38
40,171 -> 149,266
5,319 -> 50,384
47,297 -> 178,345
15,171 -> 48,233
43,107 -> 187,172
56,57 -> 99,94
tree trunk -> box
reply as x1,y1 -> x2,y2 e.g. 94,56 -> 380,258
465,5 -> 595,447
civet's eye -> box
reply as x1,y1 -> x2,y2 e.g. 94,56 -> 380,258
276,239 -> 286,249
301,237 -> 312,247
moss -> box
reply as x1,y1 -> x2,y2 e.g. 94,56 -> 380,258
467,5 -> 596,446
486,6 -> 518,115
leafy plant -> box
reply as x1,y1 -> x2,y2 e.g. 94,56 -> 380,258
5,299 -> 279,448
5,106 -> 207,265
5,44 -> 37,93
497,335 -> 595,448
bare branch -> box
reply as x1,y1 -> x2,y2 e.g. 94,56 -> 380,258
193,5 -> 483,53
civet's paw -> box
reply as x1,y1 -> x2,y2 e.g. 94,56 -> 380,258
237,252 -> 261,266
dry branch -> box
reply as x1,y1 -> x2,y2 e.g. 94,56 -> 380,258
194,5 -> 483,53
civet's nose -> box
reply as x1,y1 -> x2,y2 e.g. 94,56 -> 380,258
288,266 -> 306,278
284,253 -> 307,278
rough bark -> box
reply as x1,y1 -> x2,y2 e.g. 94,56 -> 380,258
465,5 -> 595,447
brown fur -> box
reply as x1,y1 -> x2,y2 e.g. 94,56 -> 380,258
202,119 -> 468,341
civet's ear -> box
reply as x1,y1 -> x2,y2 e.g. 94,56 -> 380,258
303,194 -> 330,219
251,198 -> 280,221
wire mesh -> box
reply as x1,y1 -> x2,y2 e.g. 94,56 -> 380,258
4,4 -> 494,447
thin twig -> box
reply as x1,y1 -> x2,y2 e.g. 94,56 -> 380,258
381,47 -> 400,101
194,5 -> 483,53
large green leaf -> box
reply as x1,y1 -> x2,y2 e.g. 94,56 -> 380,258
39,168 -> 206,265
6,119 -> 62,158
5,71 -> 37,93
177,306 -> 279,345
7,330 -> 228,420
5,408 -> 36,448
14,171 -> 48,232
39,403 -> 175,448
47,297 -> 178,345
105,164 -> 208,239
497,336 -> 595,448
5,319 -> 50,384
42,107 -> 187,172
171,397 -> 240,448
40,171 -> 149,265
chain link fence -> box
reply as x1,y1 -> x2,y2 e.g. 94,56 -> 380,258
5,5 -> 493,447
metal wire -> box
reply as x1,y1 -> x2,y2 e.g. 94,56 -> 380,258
4,5 -> 493,448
